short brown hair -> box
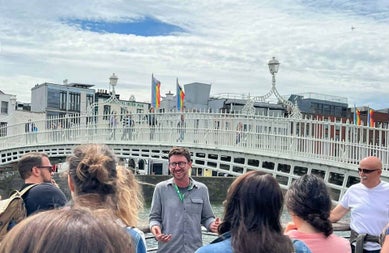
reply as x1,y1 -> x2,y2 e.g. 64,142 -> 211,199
17,152 -> 48,180
168,146 -> 191,162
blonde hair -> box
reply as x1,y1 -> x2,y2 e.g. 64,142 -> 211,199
67,144 -> 143,228
116,166 -> 144,227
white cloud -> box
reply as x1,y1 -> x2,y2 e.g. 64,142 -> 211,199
0,0 -> 388,109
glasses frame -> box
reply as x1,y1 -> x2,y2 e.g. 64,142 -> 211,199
37,165 -> 54,173
168,161 -> 187,169
358,168 -> 381,174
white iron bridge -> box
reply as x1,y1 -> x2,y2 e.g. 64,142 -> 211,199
1,111 -> 388,201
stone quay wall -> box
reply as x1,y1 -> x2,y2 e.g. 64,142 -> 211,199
0,172 -> 235,204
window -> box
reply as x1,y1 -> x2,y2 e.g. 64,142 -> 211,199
1,101 -> 8,114
323,104 -> 331,115
103,105 -> 111,119
86,94 -> 94,110
60,91 -> 67,110
69,92 -> 80,112
0,122 -> 7,136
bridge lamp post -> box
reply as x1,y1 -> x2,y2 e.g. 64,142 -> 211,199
268,56 -> 280,88
109,73 -> 118,96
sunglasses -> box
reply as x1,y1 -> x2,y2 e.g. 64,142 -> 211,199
37,165 -> 55,173
358,168 -> 380,174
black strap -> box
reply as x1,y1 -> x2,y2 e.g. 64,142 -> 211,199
350,229 -> 380,253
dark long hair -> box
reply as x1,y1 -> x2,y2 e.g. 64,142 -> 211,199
218,171 -> 293,253
285,174 -> 333,237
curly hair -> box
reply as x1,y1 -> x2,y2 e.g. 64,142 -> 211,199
116,166 -> 144,227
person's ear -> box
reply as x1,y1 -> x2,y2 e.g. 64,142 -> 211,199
31,166 -> 41,177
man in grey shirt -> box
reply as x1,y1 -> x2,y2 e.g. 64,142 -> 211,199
149,146 -> 220,253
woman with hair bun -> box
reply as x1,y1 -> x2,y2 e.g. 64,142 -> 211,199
284,174 -> 351,253
66,144 -> 146,253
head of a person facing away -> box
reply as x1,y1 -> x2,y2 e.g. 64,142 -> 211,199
0,207 -> 134,253
18,152 -> 54,184
66,144 -> 143,228
285,174 -> 333,237
67,144 -> 118,209
218,171 -> 294,253
358,156 -> 382,188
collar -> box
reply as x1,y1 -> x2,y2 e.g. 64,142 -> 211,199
211,231 -> 231,244
167,177 -> 196,190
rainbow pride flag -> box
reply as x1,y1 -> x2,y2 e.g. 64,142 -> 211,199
368,108 -> 374,127
151,74 -> 161,109
176,78 -> 185,111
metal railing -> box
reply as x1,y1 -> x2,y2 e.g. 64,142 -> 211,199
1,111 -> 389,175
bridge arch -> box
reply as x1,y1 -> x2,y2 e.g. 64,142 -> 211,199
1,111 -> 388,201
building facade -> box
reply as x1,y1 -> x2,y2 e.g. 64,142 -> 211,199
31,82 -> 95,118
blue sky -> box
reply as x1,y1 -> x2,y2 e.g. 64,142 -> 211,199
0,0 -> 389,109
65,17 -> 186,36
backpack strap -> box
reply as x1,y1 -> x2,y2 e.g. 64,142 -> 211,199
18,184 -> 39,196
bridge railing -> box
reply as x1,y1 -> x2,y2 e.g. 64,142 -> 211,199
1,111 -> 388,175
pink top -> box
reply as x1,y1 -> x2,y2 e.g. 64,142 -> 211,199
286,230 -> 351,253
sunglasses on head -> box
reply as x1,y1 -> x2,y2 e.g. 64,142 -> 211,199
358,168 -> 380,174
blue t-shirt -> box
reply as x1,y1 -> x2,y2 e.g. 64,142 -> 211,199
21,183 -> 67,216
125,227 -> 147,253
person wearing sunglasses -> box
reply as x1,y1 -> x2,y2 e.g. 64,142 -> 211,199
330,156 -> 389,253
17,152 -> 67,216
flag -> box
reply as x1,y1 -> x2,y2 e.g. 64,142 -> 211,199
176,78 -> 185,111
367,107 -> 370,127
356,109 -> 361,126
369,109 -> 374,127
353,105 -> 357,125
151,74 -> 161,109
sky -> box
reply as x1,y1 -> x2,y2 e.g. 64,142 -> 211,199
1,0 -> 389,109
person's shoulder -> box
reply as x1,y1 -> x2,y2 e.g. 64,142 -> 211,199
347,182 -> 363,190
29,183 -> 65,195
155,178 -> 173,188
380,181 -> 389,189
292,239 -> 312,253
192,179 -> 207,188
327,234 -> 351,251
329,233 -> 349,242
125,227 -> 144,240
195,238 -> 232,253
285,229 -> 300,238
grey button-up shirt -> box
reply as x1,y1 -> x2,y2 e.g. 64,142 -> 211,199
149,178 -> 216,253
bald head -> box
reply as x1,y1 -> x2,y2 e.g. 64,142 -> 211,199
359,156 -> 382,170
359,156 -> 383,188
